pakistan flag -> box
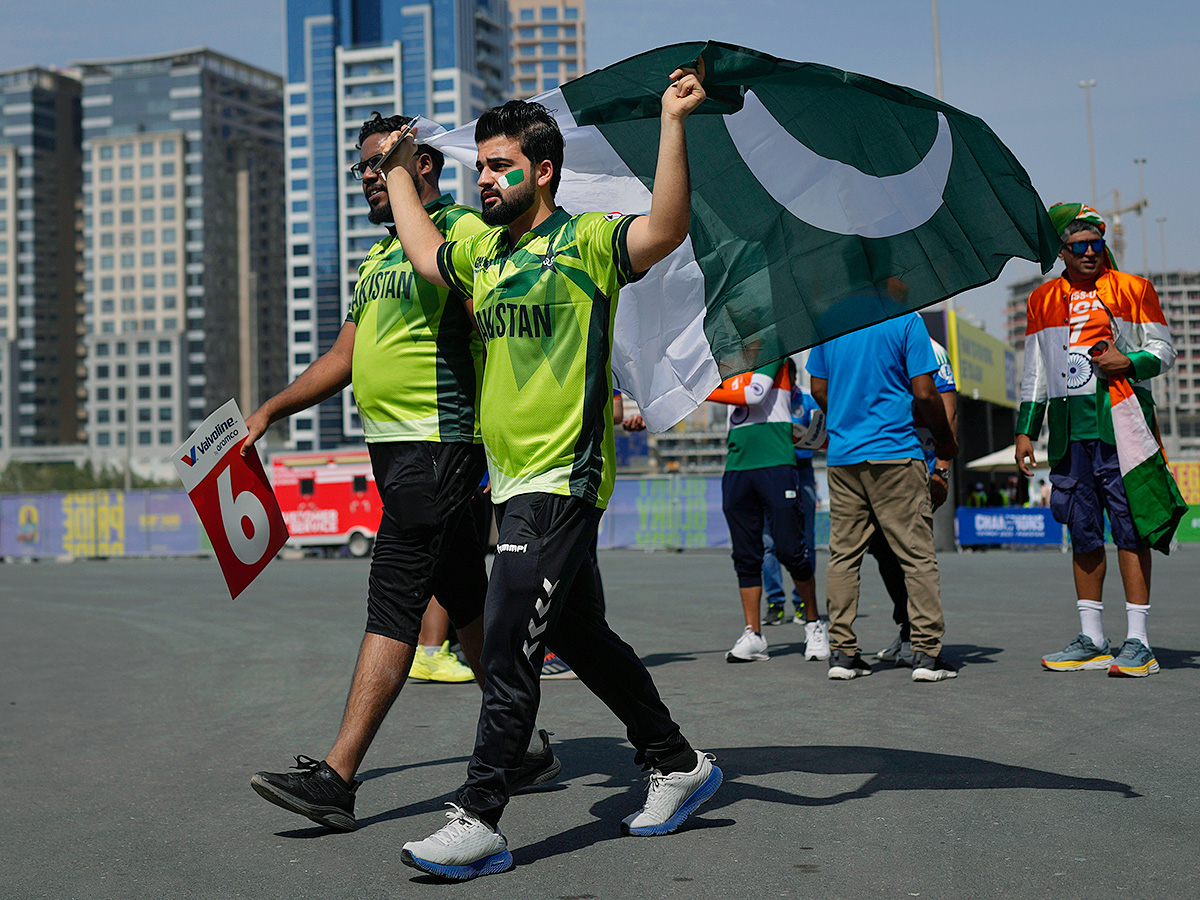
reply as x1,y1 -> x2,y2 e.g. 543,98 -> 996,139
422,41 -> 1059,430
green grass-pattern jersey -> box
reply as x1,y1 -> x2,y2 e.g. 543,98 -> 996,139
348,195 -> 487,443
437,208 -> 640,508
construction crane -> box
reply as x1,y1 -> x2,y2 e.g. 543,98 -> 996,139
1101,187 -> 1148,268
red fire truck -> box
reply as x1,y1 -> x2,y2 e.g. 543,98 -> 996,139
270,450 -> 379,557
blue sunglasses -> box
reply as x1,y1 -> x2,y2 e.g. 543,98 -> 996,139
1064,238 -> 1106,255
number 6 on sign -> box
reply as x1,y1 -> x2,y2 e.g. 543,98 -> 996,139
172,399 -> 290,598
217,465 -> 271,565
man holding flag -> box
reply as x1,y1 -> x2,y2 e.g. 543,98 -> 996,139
378,64 -> 721,880
1017,203 -> 1184,678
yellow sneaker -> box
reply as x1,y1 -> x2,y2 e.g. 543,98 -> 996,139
410,642 -> 475,683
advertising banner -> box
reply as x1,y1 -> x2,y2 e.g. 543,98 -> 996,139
172,399 -> 289,598
0,490 -> 206,558
946,311 -> 1019,408
956,506 -> 1062,545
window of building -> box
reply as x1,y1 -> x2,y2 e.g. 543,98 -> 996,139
542,24 -> 559,36
100,145 -> 114,160
541,6 -> 559,19
140,141 -> 154,157
160,139 -> 175,154
520,7 -> 534,19
120,165 -> 133,180
543,77 -> 559,91
564,6 -> 580,19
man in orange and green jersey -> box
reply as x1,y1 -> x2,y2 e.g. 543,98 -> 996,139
379,71 -> 722,880
242,114 -> 558,835
707,359 -> 822,665
1016,202 -> 1176,678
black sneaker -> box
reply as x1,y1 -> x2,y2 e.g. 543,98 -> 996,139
511,728 -> 562,793
911,652 -> 958,682
251,756 -> 359,831
827,650 -> 872,680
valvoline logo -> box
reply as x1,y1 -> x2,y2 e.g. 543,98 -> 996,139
180,446 -> 198,467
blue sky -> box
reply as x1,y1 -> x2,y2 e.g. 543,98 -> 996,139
5,1 -> 1196,332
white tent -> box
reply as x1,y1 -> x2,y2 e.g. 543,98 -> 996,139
965,441 -> 1049,473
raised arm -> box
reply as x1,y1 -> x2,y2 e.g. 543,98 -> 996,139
242,321 -> 356,454
379,131 -> 450,288
626,59 -> 707,274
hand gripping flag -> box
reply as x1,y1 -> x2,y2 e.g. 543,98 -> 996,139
421,41 -> 1059,430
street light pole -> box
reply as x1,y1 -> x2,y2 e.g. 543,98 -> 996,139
1134,157 -> 1149,277
931,0 -> 944,101
1079,80 -> 1097,207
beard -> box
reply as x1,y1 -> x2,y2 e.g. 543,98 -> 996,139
481,177 -> 536,227
367,199 -> 393,225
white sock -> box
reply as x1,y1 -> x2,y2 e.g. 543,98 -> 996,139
419,644 -> 438,657
1125,602 -> 1150,646
1077,599 -> 1105,646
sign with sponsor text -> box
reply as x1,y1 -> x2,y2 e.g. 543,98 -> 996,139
172,399 -> 289,598
955,506 -> 1062,545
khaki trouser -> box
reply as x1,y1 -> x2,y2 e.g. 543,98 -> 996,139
825,459 -> 945,658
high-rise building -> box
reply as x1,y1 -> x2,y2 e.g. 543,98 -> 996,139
0,67 -> 83,450
1004,269 -> 1200,454
76,49 -> 285,469
509,0 -> 586,100
284,0 -> 509,450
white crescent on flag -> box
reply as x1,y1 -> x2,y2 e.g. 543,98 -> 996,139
725,91 -> 953,238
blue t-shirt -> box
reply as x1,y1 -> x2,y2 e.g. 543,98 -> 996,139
791,389 -> 822,461
806,315 -> 939,467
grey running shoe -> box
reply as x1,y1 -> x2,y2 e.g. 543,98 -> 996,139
911,652 -> 958,682
875,631 -> 914,667
761,605 -> 786,627
511,728 -> 562,793
1041,633 -> 1113,672
827,650 -> 872,680
251,755 -> 359,831
1107,638 -> 1160,678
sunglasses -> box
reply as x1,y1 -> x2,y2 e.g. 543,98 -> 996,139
1063,238 -> 1106,255
349,154 -> 386,181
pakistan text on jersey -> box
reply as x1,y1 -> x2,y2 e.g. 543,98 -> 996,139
475,302 -> 553,341
353,269 -> 418,308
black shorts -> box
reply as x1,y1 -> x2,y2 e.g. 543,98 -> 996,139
363,441 -> 488,644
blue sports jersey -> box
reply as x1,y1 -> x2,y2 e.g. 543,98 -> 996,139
806,315 -> 939,467
791,389 -> 823,461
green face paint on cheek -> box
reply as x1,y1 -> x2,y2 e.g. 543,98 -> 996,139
496,169 -> 525,190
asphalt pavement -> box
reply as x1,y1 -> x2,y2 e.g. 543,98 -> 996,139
3,547 -> 1198,899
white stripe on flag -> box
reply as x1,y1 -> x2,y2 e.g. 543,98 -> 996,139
420,95 -> 721,432
1110,390 -> 1160,478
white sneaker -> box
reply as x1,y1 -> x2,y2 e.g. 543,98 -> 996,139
621,751 -> 723,836
725,626 -> 769,662
803,620 -> 830,660
400,803 -> 513,881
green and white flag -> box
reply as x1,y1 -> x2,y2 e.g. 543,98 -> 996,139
422,41 -> 1059,430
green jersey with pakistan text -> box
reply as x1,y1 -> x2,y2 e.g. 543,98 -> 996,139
348,194 -> 487,443
437,208 -> 641,508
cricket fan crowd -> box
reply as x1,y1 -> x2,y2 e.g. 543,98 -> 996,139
235,60 -> 1182,881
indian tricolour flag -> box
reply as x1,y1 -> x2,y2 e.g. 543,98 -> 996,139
421,41 -> 1059,430
1109,375 -> 1188,552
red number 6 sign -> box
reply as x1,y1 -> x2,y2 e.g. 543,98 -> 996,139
173,399 -> 289,598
